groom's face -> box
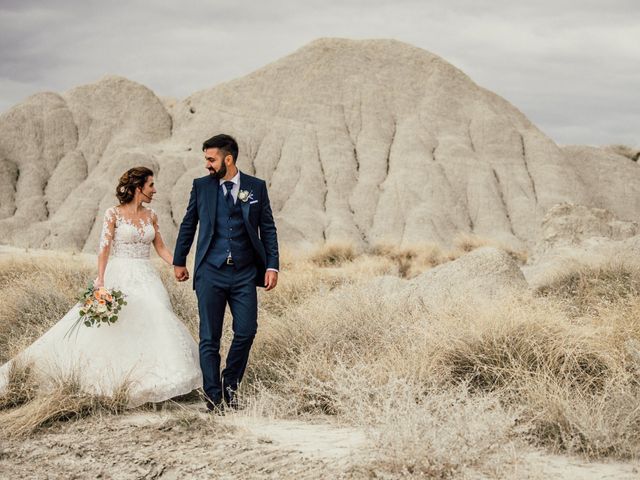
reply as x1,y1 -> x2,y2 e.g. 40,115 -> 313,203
204,148 -> 227,178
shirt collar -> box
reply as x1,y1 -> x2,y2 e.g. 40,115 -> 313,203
219,170 -> 240,186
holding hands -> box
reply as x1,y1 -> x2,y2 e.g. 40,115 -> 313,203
174,266 -> 190,282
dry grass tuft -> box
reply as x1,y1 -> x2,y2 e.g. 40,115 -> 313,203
257,269 -> 325,317
441,319 -> 612,393
535,260 -> 640,317
0,376 -> 128,438
368,243 -> 445,278
364,385 -> 522,478
246,283 -> 429,416
0,361 -> 37,409
431,296 -> 640,458
524,375 -> 640,458
309,242 -> 359,267
453,233 -> 529,264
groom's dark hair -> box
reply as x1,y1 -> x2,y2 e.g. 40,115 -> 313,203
202,134 -> 238,163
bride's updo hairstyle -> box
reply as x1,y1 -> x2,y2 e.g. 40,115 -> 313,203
116,166 -> 154,204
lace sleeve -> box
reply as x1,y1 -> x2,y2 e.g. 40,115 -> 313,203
98,207 -> 117,256
149,208 -> 162,237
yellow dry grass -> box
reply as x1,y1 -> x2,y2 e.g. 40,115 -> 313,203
0,373 -> 128,438
453,233 -> 529,264
2,243 -> 640,465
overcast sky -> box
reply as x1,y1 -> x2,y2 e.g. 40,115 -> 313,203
1,0 -> 638,146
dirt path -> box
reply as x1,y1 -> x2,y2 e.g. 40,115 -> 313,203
516,451 -> 639,480
1,406 -> 639,479
220,415 -> 367,460
0,406 -> 366,479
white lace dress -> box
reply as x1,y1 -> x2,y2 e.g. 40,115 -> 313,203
0,206 -> 202,407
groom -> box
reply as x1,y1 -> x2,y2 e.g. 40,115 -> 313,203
173,134 -> 279,412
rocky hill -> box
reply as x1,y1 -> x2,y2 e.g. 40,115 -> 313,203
0,38 -> 637,253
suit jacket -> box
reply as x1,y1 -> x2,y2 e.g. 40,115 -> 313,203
173,171 -> 279,288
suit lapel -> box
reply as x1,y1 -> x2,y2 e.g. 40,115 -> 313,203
208,175 -> 218,228
239,171 -> 267,265
239,172 -> 254,231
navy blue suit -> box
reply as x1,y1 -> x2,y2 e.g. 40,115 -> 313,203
173,171 -> 279,404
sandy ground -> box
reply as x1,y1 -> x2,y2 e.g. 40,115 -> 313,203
1,403 -> 638,479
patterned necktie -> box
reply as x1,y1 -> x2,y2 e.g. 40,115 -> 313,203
223,181 -> 235,208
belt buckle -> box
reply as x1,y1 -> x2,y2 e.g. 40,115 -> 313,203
226,257 -> 234,265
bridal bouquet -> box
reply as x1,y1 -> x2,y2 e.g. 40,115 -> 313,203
65,282 -> 127,338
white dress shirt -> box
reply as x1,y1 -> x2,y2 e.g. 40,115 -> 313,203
220,171 -> 241,203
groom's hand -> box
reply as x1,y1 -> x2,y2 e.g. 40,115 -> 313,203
174,266 -> 190,282
264,271 -> 278,291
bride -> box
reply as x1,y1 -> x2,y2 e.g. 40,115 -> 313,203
0,167 -> 202,407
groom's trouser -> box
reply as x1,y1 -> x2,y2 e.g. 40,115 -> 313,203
195,259 -> 257,404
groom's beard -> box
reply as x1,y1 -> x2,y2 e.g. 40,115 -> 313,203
209,163 -> 227,179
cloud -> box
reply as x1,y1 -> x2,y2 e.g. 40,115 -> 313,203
0,0 -> 637,145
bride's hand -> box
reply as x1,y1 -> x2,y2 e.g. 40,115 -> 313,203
94,277 -> 105,288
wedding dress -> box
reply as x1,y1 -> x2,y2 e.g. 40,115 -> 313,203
0,206 -> 202,407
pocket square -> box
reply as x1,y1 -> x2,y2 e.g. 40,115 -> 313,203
249,200 -> 259,204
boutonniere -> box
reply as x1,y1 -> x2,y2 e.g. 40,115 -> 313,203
238,190 -> 253,203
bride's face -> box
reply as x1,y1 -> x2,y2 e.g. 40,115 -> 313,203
138,176 -> 157,203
